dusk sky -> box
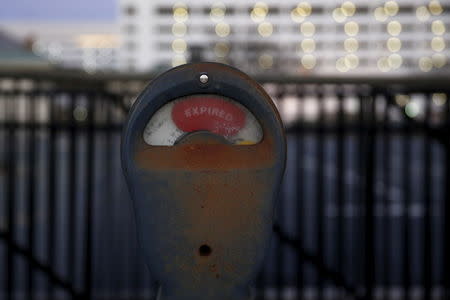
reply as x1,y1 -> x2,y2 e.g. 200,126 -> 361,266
0,0 -> 117,21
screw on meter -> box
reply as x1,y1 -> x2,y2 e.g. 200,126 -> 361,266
121,63 -> 286,300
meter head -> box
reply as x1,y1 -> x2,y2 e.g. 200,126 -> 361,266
121,63 -> 286,300
122,62 -> 285,173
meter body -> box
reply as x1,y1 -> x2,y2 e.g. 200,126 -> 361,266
121,63 -> 286,300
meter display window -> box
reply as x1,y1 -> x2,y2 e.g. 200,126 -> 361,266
143,95 -> 263,146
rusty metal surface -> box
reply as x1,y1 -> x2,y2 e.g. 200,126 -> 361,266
121,62 -> 286,300
134,134 -> 276,170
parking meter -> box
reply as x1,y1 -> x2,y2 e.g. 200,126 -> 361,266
121,63 -> 286,300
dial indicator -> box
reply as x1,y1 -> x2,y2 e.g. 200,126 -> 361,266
143,95 -> 262,146
172,96 -> 246,136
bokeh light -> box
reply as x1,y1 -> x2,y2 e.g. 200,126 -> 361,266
419,56 -> 433,72
395,94 -> 410,107
258,22 -> 273,37
259,54 -> 273,69
405,102 -> 420,118
171,39 -> 187,53
214,42 -> 229,58
210,2 -> 226,22
301,39 -> 316,53
377,57 -> 391,72
301,54 -> 316,69
215,22 -> 230,37
429,0 -> 443,15
73,105 -> 88,121
344,38 -> 359,52
341,1 -> 356,17
172,22 -> 187,37
431,20 -> 445,35
336,57 -> 349,72
387,37 -> 402,52
388,53 -> 402,69
416,6 -> 430,22
387,21 -> 402,36
301,22 -> 315,36
432,53 -> 447,68
431,37 -> 445,52
384,1 -> 399,17
291,9 -> 305,23
333,8 -> 347,23
432,93 -> 447,106
251,2 -> 268,23
374,7 -> 388,22
293,2 -> 312,17
344,21 -> 359,36
173,4 -> 189,22
344,54 -> 359,69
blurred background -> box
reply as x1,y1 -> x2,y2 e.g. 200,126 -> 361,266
0,0 -> 449,299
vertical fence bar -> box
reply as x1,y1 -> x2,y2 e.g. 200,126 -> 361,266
445,93 -> 450,300
6,91 -> 16,300
274,88 -> 287,300
27,90 -> 37,300
275,150 -> 285,300
357,87 -> 369,299
402,97 -> 411,299
47,91 -> 56,299
83,93 -> 95,299
423,94 -> 432,300
336,88 -> 344,299
382,94 -> 391,300
295,88 -> 304,300
316,87 -> 325,299
68,93 -> 77,298
364,90 -> 376,300
104,96 -> 113,299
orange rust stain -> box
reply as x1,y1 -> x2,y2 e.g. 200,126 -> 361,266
176,170 -> 272,281
133,130 -> 276,171
209,264 -> 217,272
133,121 -> 279,284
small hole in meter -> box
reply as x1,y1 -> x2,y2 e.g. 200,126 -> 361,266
199,245 -> 212,257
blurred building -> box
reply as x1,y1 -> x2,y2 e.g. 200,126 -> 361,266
0,22 -> 120,73
0,31 -> 49,69
118,0 -> 449,75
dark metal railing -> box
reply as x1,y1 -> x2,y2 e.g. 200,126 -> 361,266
0,69 -> 449,300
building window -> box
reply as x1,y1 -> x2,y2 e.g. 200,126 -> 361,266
359,24 -> 369,33
158,7 -> 172,15
269,7 -> 280,14
357,7 -> 369,14
158,25 -> 172,34
354,41 -> 366,50
158,43 -> 171,50
398,6 -> 414,14
123,24 -> 137,34
124,5 -> 136,16
126,41 -> 137,51
312,6 -> 324,14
